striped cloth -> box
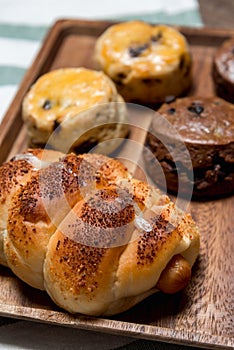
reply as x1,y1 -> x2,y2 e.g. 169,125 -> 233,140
0,1 -> 203,349
0,0 -> 202,123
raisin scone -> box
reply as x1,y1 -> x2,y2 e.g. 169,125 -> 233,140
94,21 -> 192,105
144,97 -> 234,199
22,67 -> 129,154
212,38 -> 234,103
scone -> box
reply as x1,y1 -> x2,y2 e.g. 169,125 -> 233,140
144,97 -> 234,199
212,38 -> 234,103
22,67 -> 129,154
94,21 -> 192,105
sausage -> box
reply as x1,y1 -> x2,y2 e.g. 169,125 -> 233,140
156,254 -> 191,294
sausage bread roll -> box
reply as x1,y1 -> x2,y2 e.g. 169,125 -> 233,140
1,150 -> 200,316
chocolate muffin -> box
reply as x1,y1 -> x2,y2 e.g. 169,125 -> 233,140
144,97 -> 234,199
212,38 -> 234,103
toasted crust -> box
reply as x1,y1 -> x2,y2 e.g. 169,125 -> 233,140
79,153 -> 131,187
1,151 -> 200,315
4,153 -> 131,290
0,149 -> 63,266
113,203 -> 197,300
44,179 -> 200,316
44,186 -> 136,315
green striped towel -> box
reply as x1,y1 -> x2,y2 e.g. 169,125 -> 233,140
0,0 -> 202,123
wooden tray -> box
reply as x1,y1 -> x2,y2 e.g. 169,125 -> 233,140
0,19 -> 234,349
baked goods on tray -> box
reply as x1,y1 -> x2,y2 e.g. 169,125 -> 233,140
94,20 -> 192,105
144,96 -> 234,199
0,149 -> 200,316
22,67 -> 129,154
212,38 -> 234,103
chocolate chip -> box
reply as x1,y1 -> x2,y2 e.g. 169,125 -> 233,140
42,99 -> 52,110
53,120 -> 61,132
117,72 -> 127,79
129,43 -> 149,57
205,170 -> 218,183
179,55 -> 185,70
183,64 -> 191,76
115,72 -> 127,84
187,102 -> 204,115
167,108 -> 176,114
151,31 -> 162,42
142,79 -> 152,84
142,78 -> 162,84
115,81 -> 124,86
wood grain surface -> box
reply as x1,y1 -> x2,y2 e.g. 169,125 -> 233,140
199,0 -> 234,29
0,19 -> 233,349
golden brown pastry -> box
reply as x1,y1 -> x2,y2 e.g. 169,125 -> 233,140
94,21 -> 192,105
44,184 -> 199,316
22,67 -> 129,154
1,151 -> 200,315
4,153 -> 130,290
0,148 -> 63,266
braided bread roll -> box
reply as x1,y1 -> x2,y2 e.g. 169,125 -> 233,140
4,151 -> 129,290
0,149 -> 63,266
0,150 -> 200,316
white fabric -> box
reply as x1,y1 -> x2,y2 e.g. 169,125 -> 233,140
0,38 -> 40,66
0,85 -> 18,119
0,0 -> 199,25
0,0 -> 200,123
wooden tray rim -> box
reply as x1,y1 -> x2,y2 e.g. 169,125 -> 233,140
0,303 -> 232,349
0,18 -> 234,349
